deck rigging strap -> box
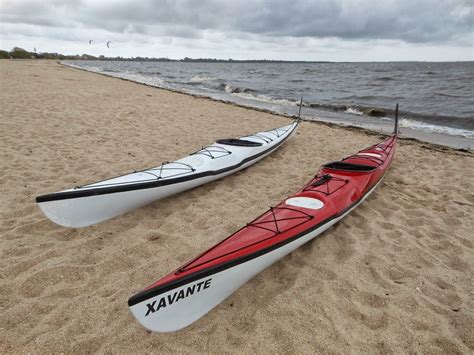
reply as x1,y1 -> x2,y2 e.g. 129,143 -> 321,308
75,161 -> 196,189
263,127 -> 288,138
303,173 -> 349,195
247,206 -> 313,235
190,145 -> 232,159
242,133 -> 274,143
241,123 -> 294,143
176,205 -> 313,274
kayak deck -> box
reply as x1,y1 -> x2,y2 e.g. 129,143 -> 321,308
37,123 -> 297,200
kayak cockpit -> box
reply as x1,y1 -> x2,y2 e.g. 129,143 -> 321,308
323,161 -> 377,172
215,138 -> 263,147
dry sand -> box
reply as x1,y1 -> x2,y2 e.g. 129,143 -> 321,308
1,60 -> 473,353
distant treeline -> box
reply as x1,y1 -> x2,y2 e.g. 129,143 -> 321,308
0,47 -> 328,63
0,47 -> 85,60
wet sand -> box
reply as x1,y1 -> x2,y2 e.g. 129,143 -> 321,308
1,60 -> 473,353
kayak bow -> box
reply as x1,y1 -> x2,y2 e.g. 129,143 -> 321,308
36,121 -> 299,227
128,124 -> 398,332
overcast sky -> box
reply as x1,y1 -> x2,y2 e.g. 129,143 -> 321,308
0,0 -> 472,61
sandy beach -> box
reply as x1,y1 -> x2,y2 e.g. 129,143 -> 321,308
1,60 -> 473,353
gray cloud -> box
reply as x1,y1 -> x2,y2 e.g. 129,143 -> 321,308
0,0 -> 82,27
1,0 -> 472,43
0,0 -> 472,61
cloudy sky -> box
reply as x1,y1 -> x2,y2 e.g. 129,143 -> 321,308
0,0 -> 472,61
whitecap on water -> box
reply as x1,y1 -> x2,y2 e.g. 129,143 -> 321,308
400,118 -> 474,138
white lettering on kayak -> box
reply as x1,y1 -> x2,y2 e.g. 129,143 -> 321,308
145,278 -> 212,316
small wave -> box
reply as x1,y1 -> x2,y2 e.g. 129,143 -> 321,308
312,103 -> 396,119
375,76 -> 395,81
434,92 -> 465,98
305,102 -> 348,112
341,95 -> 380,101
99,71 -> 165,87
189,75 -> 215,83
248,70 -> 264,74
224,84 -> 255,94
224,84 -> 235,93
230,91 -> 298,106
264,73 -> 280,78
301,68 -> 317,74
267,97 -> 299,106
345,107 -> 364,115
400,118 -> 474,138
138,70 -> 161,75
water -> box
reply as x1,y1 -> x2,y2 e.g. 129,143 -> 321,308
64,60 -> 474,147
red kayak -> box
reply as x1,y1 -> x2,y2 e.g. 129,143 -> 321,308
128,106 -> 399,332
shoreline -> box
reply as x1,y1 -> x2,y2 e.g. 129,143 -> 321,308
60,60 -> 474,151
1,60 -> 472,353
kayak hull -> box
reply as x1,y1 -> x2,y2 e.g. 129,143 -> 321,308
128,134 -> 397,332
37,122 -> 298,227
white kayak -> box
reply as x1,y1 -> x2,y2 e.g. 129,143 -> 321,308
36,121 -> 299,228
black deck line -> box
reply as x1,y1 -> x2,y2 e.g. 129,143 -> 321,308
36,123 -> 297,203
127,163 -> 391,307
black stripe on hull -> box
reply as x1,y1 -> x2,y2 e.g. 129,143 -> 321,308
36,123 -> 298,203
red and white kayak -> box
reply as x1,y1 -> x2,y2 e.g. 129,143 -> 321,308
36,121 -> 299,228
128,109 -> 399,332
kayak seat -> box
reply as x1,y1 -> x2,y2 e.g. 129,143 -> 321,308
323,161 -> 377,172
216,138 -> 263,147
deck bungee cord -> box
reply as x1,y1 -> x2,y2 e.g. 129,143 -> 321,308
190,145 -> 232,159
